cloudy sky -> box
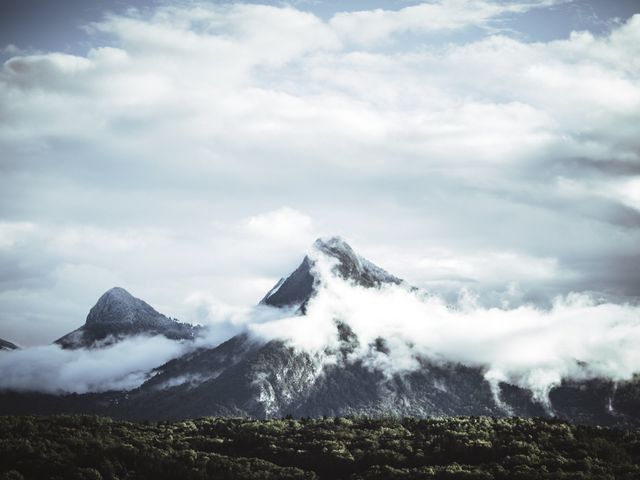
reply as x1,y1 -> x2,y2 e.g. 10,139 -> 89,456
1,0 -> 639,346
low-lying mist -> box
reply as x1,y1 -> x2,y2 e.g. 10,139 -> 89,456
1,252 -> 639,402
0,335 -> 190,394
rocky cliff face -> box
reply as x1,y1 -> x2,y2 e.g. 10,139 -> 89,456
55,287 -> 201,349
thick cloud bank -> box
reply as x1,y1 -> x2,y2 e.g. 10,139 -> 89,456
0,335 -> 191,393
250,254 -> 640,404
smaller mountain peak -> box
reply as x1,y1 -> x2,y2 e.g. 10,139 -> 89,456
100,286 -> 135,302
56,287 -> 201,348
86,287 -> 150,325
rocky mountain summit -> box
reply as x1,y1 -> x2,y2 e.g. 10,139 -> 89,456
261,236 -> 402,309
55,287 -> 201,349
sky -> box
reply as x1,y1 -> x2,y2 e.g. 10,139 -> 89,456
1,0 -> 640,347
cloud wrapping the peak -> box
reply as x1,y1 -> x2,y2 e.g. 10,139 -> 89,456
249,253 -> 640,404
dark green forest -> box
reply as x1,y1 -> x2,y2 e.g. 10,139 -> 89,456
1,415 -> 639,480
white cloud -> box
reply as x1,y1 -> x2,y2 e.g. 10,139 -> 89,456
615,177 -> 640,211
329,0 -> 565,45
0,222 -> 37,248
90,3 -> 341,71
0,2 -> 639,348
0,335 -> 191,393
415,250 -> 558,284
244,207 -> 314,243
2,44 -> 21,55
3,7 -> 638,174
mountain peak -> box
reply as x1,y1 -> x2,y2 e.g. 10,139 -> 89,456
86,287 -> 155,325
261,236 -> 402,309
102,286 -> 134,300
313,235 -> 353,254
312,236 -> 364,279
312,236 -> 401,288
93,286 -> 137,310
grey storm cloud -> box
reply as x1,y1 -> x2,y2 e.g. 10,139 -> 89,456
0,0 -> 639,347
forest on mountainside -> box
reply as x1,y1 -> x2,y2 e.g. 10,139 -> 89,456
1,415 -> 640,479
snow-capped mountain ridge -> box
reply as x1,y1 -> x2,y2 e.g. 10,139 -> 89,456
86,287 -> 160,325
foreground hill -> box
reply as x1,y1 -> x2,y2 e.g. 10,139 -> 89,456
1,415 -> 639,480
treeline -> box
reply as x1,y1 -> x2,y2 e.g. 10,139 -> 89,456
1,415 -> 640,479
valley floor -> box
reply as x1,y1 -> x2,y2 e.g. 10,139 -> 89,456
0,415 -> 639,480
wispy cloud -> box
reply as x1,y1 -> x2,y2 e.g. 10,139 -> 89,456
330,0 -> 568,45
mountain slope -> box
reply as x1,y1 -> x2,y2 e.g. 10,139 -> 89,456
121,342 -> 506,420
55,287 -> 202,349
108,237 -> 639,425
0,338 -> 19,351
2,237 -> 640,428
